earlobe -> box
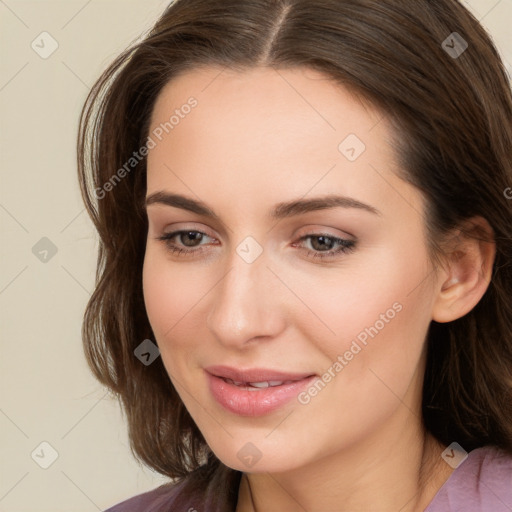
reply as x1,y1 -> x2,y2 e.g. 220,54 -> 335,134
431,217 -> 496,324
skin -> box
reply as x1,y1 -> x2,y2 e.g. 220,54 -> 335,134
142,66 -> 496,512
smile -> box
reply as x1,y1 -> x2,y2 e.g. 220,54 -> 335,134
205,366 -> 317,416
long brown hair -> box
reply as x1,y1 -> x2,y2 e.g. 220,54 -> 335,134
77,0 -> 512,482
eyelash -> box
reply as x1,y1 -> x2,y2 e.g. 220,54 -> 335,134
156,230 -> 356,261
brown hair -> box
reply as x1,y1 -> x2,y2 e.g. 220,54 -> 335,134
77,0 -> 512,482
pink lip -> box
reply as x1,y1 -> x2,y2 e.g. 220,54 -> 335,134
204,365 -> 316,416
205,365 -> 314,383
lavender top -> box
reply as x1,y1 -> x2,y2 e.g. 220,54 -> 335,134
105,445 -> 512,512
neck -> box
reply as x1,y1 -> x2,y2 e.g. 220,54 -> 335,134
236,418 -> 453,512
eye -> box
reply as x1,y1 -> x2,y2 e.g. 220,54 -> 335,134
155,230 -> 356,261
157,230 -> 215,257
294,233 -> 356,261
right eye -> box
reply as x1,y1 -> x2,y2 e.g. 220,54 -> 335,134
156,230 -> 217,257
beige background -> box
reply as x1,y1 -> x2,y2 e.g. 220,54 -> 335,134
0,1 -> 510,510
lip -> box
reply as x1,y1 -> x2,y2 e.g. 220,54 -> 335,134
205,365 -> 314,383
204,365 -> 317,416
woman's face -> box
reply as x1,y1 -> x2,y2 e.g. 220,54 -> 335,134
143,65 -> 440,473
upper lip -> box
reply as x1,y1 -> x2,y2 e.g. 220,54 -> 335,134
205,365 -> 315,383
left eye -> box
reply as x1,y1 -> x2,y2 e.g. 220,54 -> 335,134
156,230 -> 356,260
294,233 -> 356,260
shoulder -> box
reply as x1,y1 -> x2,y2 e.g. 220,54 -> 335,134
426,445 -> 512,512
104,479 -> 188,512
104,461 -> 242,512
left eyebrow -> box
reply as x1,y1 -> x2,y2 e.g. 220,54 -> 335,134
269,195 -> 382,219
144,192 -> 382,219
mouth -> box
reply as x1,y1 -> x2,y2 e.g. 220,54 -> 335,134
204,365 -> 317,416
220,378 -> 302,390
205,365 -> 315,383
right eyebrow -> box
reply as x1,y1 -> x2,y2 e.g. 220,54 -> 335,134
145,192 -> 221,222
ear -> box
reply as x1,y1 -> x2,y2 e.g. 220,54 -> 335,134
431,216 -> 496,323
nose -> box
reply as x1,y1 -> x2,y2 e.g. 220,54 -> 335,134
206,248 -> 287,349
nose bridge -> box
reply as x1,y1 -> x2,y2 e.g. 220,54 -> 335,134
206,243 -> 285,345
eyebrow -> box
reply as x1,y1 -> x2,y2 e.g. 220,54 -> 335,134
145,191 -> 382,220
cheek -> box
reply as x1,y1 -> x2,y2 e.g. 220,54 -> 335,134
299,240 -> 434,396
142,251 -> 209,352
284,252 -> 433,453
295,241 -> 431,349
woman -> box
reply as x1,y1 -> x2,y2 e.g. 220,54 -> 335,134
77,0 -> 512,510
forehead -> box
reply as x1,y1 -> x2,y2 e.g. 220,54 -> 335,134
146,65 -> 421,223
148,65 -> 383,143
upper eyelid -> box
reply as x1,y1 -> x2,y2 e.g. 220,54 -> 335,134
158,225 -> 349,235
160,228 -> 352,245
164,227 -> 217,241
152,219 -> 354,237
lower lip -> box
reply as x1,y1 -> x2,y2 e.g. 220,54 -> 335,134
206,372 -> 317,416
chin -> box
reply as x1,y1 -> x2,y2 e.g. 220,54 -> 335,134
206,436 -> 307,474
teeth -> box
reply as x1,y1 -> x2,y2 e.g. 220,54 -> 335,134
249,381 -> 271,388
224,378 -> 286,388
